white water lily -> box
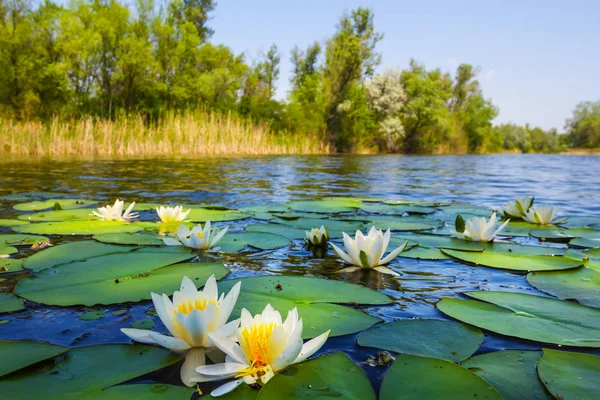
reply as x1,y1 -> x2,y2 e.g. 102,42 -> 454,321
92,199 -> 138,221
523,205 -> 564,225
163,221 -> 228,250
196,304 -> 330,397
156,205 -> 191,223
304,226 -> 329,246
500,196 -> 534,219
452,212 -> 509,242
330,226 -> 407,276
121,275 -> 241,387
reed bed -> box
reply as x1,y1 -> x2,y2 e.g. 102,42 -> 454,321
0,111 -> 329,156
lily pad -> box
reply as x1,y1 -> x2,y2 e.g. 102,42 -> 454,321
0,341 -> 68,378
186,208 -> 248,222
277,217 -> 364,234
530,229 -> 574,242
23,241 -> 138,271
0,219 -> 29,227
94,384 -> 194,399
442,250 -> 582,272
1,234 -> 49,246
0,344 -> 182,399
399,247 -> 450,260
527,267 -> 600,308
392,234 -> 484,252
245,223 -> 306,240
80,310 -> 106,321
437,291 -> 600,347
569,238 -> 600,248
1,246 -> 17,256
131,318 -> 155,330
17,209 -> 95,221
379,354 -> 502,400
286,199 -> 362,213
217,231 -> 290,252
357,319 -> 483,362
0,192 -> 66,201
0,259 -> 24,274
367,221 -> 438,232
258,353 -> 375,400
218,276 -> 391,338
462,350 -> 551,400
14,220 -> 146,235
0,293 -> 24,313
361,203 -> 436,215
13,199 -> 97,211
537,349 -> 600,399
15,249 -> 231,306
93,233 -> 165,246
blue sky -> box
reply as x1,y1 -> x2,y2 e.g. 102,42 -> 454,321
211,0 -> 600,131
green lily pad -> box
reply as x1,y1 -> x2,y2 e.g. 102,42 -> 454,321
1,246 -> 17,256
186,208 -> 248,222
218,276 -> 391,338
569,238 -> 600,248
530,229 -> 574,242
462,350 -> 551,400
257,353 -> 375,400
245,223 -> 306,240
399,247 -> 450,260
537,349 -> 600,399
527,267 -> 600,308
392,234 -> 485,252
0,292 -> 24,313
479,241 -> 564,256
361,203 -> 436,215
277,217 -> 364,233
442,250 -> 582,272
14,221 -> 146,235
286,199 -> 362,213
217,231 -> 290,252
357,319 -> 483,362
131,318 -> 155,330
437,291 -> 600,347
367,221 -> 438,231
501,222 -> 556,237
0,344 -> 182,400
80,310 -> 106,321
0,219 -> 29,227
24,241 -> 138,271
15,249 -> 231,306
0,192 -> 66,201
0,341 -> 69,378
94,384 -> 194,399
379,354 -> 502,400
93,233 -> 164,246
1,234 -> 49,246
17,209 -> 95,221
14,199 -> 97,211
0,259 -> 24,274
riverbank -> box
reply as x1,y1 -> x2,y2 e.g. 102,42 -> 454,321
0,112 -> 329,156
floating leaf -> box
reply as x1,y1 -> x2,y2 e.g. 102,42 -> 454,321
18,209 -> 95,222
0,259 -> 24,274
94,384 -> 194,399
442,249 -> 582,272
257,353 -> 375,400
245,223 -> 306,240
80,310 -> 106,321
93,233 -> 164,246
15,249 -> 231,306
14,220 -> 146,235
218,276 -> 391,338
530,229 -> 574,242
399,247 -> 450,260
0,246 -> 17,256
392,234 -> 484,252
379,354 -> 502,400
569,238 -> 600,248
527,267 -> 600,308
186,208 -> 248,222
13,199 -> 97,212
437,291 -> 600,347
286,199 -> 362,213
0,344 -> 182,399
462,350 -> 551,400
217,231 -> 290,252
0,293 -> 24,313
1,234 -> 49,246
131,318 -> 155,330
537,349 -> 600,399
24,241 -> 138,271
0,219 -> 29,227
357,319 -> 483,362
0,341 -> 68,378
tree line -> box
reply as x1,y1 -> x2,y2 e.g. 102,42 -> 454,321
1,0 -> 598,153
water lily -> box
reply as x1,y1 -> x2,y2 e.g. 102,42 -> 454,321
163,221 -> 228,250
452,212 -> 509,242
92,199 -> 138,221
523,205 -> 565,225
196,304 -> 330,397
304,226 -> 329,246
156,205 -> 191,223
500,196 -> 534,219
121,275 -> 241,387
330,226 -> 407,276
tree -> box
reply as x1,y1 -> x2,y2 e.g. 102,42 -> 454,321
566,100 -> 600,148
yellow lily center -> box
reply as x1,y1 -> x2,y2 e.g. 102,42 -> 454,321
174,298 -> 217,315
236,322 -> 276,379
197,232 -> 205,239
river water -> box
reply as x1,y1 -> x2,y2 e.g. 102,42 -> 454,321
1,154 -> 599,392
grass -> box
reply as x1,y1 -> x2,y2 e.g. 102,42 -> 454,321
0,111 -> 330,156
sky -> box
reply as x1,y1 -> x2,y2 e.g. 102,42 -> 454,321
211,0 -> 600,131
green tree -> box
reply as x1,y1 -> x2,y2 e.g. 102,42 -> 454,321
566,100 -> 600,148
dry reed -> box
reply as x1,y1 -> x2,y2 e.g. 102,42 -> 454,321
0,111 -> 329,156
